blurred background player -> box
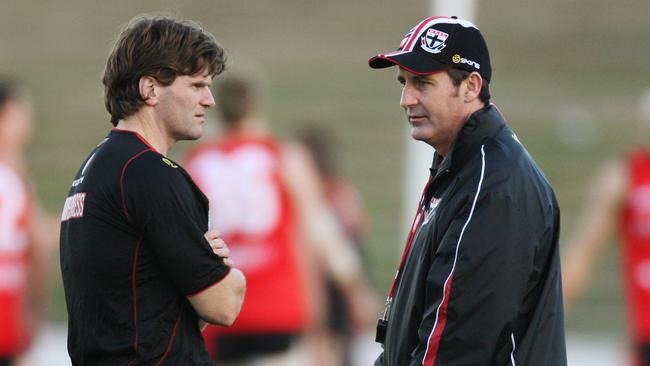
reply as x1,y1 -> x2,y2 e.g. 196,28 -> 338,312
296,125 -> 369,255
184,70 -> 378,366
0,78 -> 55,366
563,87 -> 650,366
295,124 -> 371,366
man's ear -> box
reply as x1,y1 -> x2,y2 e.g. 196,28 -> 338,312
139,76 -> 158,106
464,72 -> 483,102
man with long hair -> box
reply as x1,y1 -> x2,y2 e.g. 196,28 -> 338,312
59,16 -> 246,365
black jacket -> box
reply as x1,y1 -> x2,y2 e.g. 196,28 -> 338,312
376,105 -> 567,366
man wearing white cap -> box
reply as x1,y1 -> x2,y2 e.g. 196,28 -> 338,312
369,16 -> 567,365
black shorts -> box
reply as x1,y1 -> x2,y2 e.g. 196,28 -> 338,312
327,279 -> 350,335
640,343 -> 650,366
214,333 -> 299,362
0,358 -> 13,366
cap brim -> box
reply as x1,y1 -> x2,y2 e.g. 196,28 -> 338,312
368,51 -> 449,75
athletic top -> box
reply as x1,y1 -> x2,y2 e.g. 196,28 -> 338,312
0,162 -> 31,356
185,134 -> 307,334
621,150 -> 650,342
59,129 -> 230,366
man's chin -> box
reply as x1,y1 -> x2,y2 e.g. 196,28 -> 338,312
410,129 -> 430,143
175,128 -> 203,142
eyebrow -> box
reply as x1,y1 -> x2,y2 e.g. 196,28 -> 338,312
192,79 -> 212,87
412,75 -> 428,83
397,73 -> 434,85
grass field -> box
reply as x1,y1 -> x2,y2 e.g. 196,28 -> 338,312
2,0 -> 650,338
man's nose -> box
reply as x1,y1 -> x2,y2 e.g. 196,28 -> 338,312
400,84 -> 417,110
202,89 -> 216,108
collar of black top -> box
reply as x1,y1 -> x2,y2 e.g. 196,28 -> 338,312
368,16 -> 492,82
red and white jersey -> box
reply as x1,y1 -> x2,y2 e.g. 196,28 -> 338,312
621,150 -> 650,342
185,134 -> 307,334
0,162 -> 31,355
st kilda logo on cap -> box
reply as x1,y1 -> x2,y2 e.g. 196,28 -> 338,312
421,28 -> 448,54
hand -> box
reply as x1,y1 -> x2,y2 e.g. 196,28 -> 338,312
204,229 -> 235,267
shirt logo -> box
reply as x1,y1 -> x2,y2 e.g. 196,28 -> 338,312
422,197 -> 442,225
162,158 -> 178,168
421,28 -> 448,54
71,176 -> 84,187
61,192 -> 87,222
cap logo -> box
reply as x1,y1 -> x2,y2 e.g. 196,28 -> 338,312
421,28 -> 448,54
451,54 -> 481,69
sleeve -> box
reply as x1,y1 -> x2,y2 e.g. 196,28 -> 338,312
122,152 -> 230,296
411,191 -> 535,366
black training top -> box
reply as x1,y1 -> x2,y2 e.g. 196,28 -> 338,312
375,105 -> 566,366
60,129 -> 230,366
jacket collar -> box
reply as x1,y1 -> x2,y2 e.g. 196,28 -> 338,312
431,104 -> 506,177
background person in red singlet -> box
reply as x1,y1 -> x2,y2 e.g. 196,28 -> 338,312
563,87 -> 650,366
184,70 -> 377,366
296,124 -> 371,366
0,78 -> 53,366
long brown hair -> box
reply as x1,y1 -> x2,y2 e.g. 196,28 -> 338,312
102,15 -> 226,126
